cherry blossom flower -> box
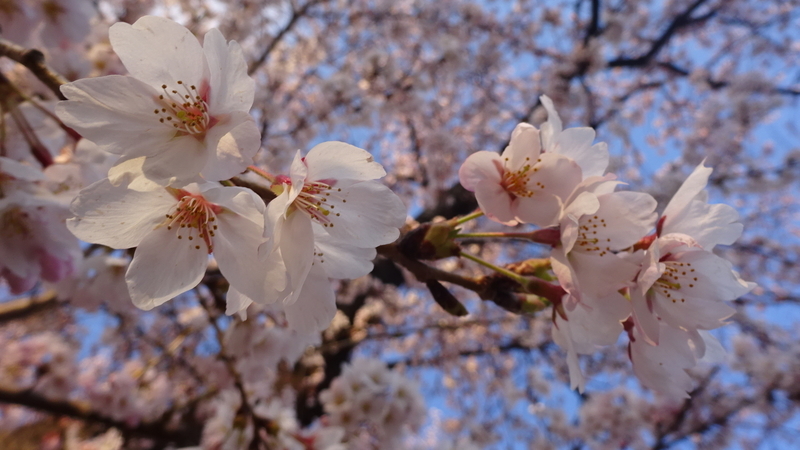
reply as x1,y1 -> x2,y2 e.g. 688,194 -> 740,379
56,16 -> 260,187
550,175 -> 658,309
631,234 -> 754,346
629,323 -> 697,399
458,123 -> 582,226
262,141 -> 406,316
0,183 -> 80,293
67,180 -> 284,309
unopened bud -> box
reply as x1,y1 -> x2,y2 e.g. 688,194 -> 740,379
399,219 -> 461,260
426,280 -> 468,316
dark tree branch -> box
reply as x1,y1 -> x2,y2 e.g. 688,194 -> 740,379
0,291 -> 59,325
607,0 -> 715,68
0,387 -> 202,446
0,37 -> 67,100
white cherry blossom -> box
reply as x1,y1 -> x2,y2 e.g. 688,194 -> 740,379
56,16 -> 260,187
262,141 -> 406,314
631,234 -> 754,346
67,180 -> 284,309
550,175 -> 657,309
458,122 -> 582,227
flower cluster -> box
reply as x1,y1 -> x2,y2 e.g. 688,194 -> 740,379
58,16 -> 406,334
319,359 -> 426,447
458,96 -> 754,398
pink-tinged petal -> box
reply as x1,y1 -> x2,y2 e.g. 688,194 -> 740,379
666,201 -> 742,249
513,193 -> 561,228
662,162 -> 712,223
305,141 -> 386,182
474,178 -> 516,225
201,184 -> 265,220
319,181 -> 406,247
570,251 -> 640,297
695,330 -> 726,364
458,151 -> 503,191
126,224 -> 208,310
263,190 -> 291,246
313,226 -> 377,279
501,123 -> 541,170
630,324 -> 696,399
225,286 -> 253,320
552,128 -> 605,176
594,191 -> 658,250
67,179 -> 174,248
214,208 -> 286,302
560,191 -> 600,252
551,319 -> 586,393
288,150 -> 307,205
550,249 -> 580,307
526,153 -> 583,201
672,249 -> 755,300
203,28 -> 254,113
1,268 -> 37,295
653,293 -> 736,331
630,289 -> 661,346
0,157 -> 45,182
109,16 -> 205,89
57,76 -> 175,155
280,210 -> 315,304
200,112 -> 260,182
539,95 -> 562,150
284,266 -> 337,334
132,136 -> 208,187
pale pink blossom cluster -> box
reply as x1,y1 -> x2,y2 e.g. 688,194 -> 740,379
0,0 -> 94,48
57,16 -> 407,335
319,358 -> 426,447
459,96 -> 754,398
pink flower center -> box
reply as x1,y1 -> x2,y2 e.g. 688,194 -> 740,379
162,190 -> 223,253
653,260 -> 698,304
153,81 -> 216,138
498,156 -> 544,199
293,180 -> 344,228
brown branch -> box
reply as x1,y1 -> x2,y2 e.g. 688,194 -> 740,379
247,0 -> 326,76
377,243 -> 483,292
0,290 -> 59,325
607,0 -> 715,68
0,387 -> 201,446
0,37 -> 67,100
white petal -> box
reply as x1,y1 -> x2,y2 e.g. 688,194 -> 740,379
662,162 -> 712,223
200,112 -> 260,182
630,325 -> 696,399
539,95 -> 562,150
475,178 -> 517,225
126,224 -> 208,309
321,180 -> 406,247
513,193 -> 562,228
67,179 -> 174,248
109,16 -> 205,89
501,123 -> 541,170
280,210 -> 315,304
314,226 -> 377,279
593,191 -> 657,250
226,286 -> 254,319
57,76 -> 175,155
458,151 -> 502,192
203,28 -> 255,113
631,288 -> 661,346
284,266 -> 337,334
305,141 -> 386,182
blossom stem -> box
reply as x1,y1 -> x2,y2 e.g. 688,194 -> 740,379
247,165 -> 276,183
460,251 -> 529,287
219,180 -> 235,187
454,210 -> 484,225
455,227 -> 561,246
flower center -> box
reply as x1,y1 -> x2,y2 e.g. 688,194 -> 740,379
153,81 -> 215,138
162,190 -> 222,253
293,180 -> 344,228
0,206 -> 30,237
653,260 -> 698,303
499,156 -> 543,199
